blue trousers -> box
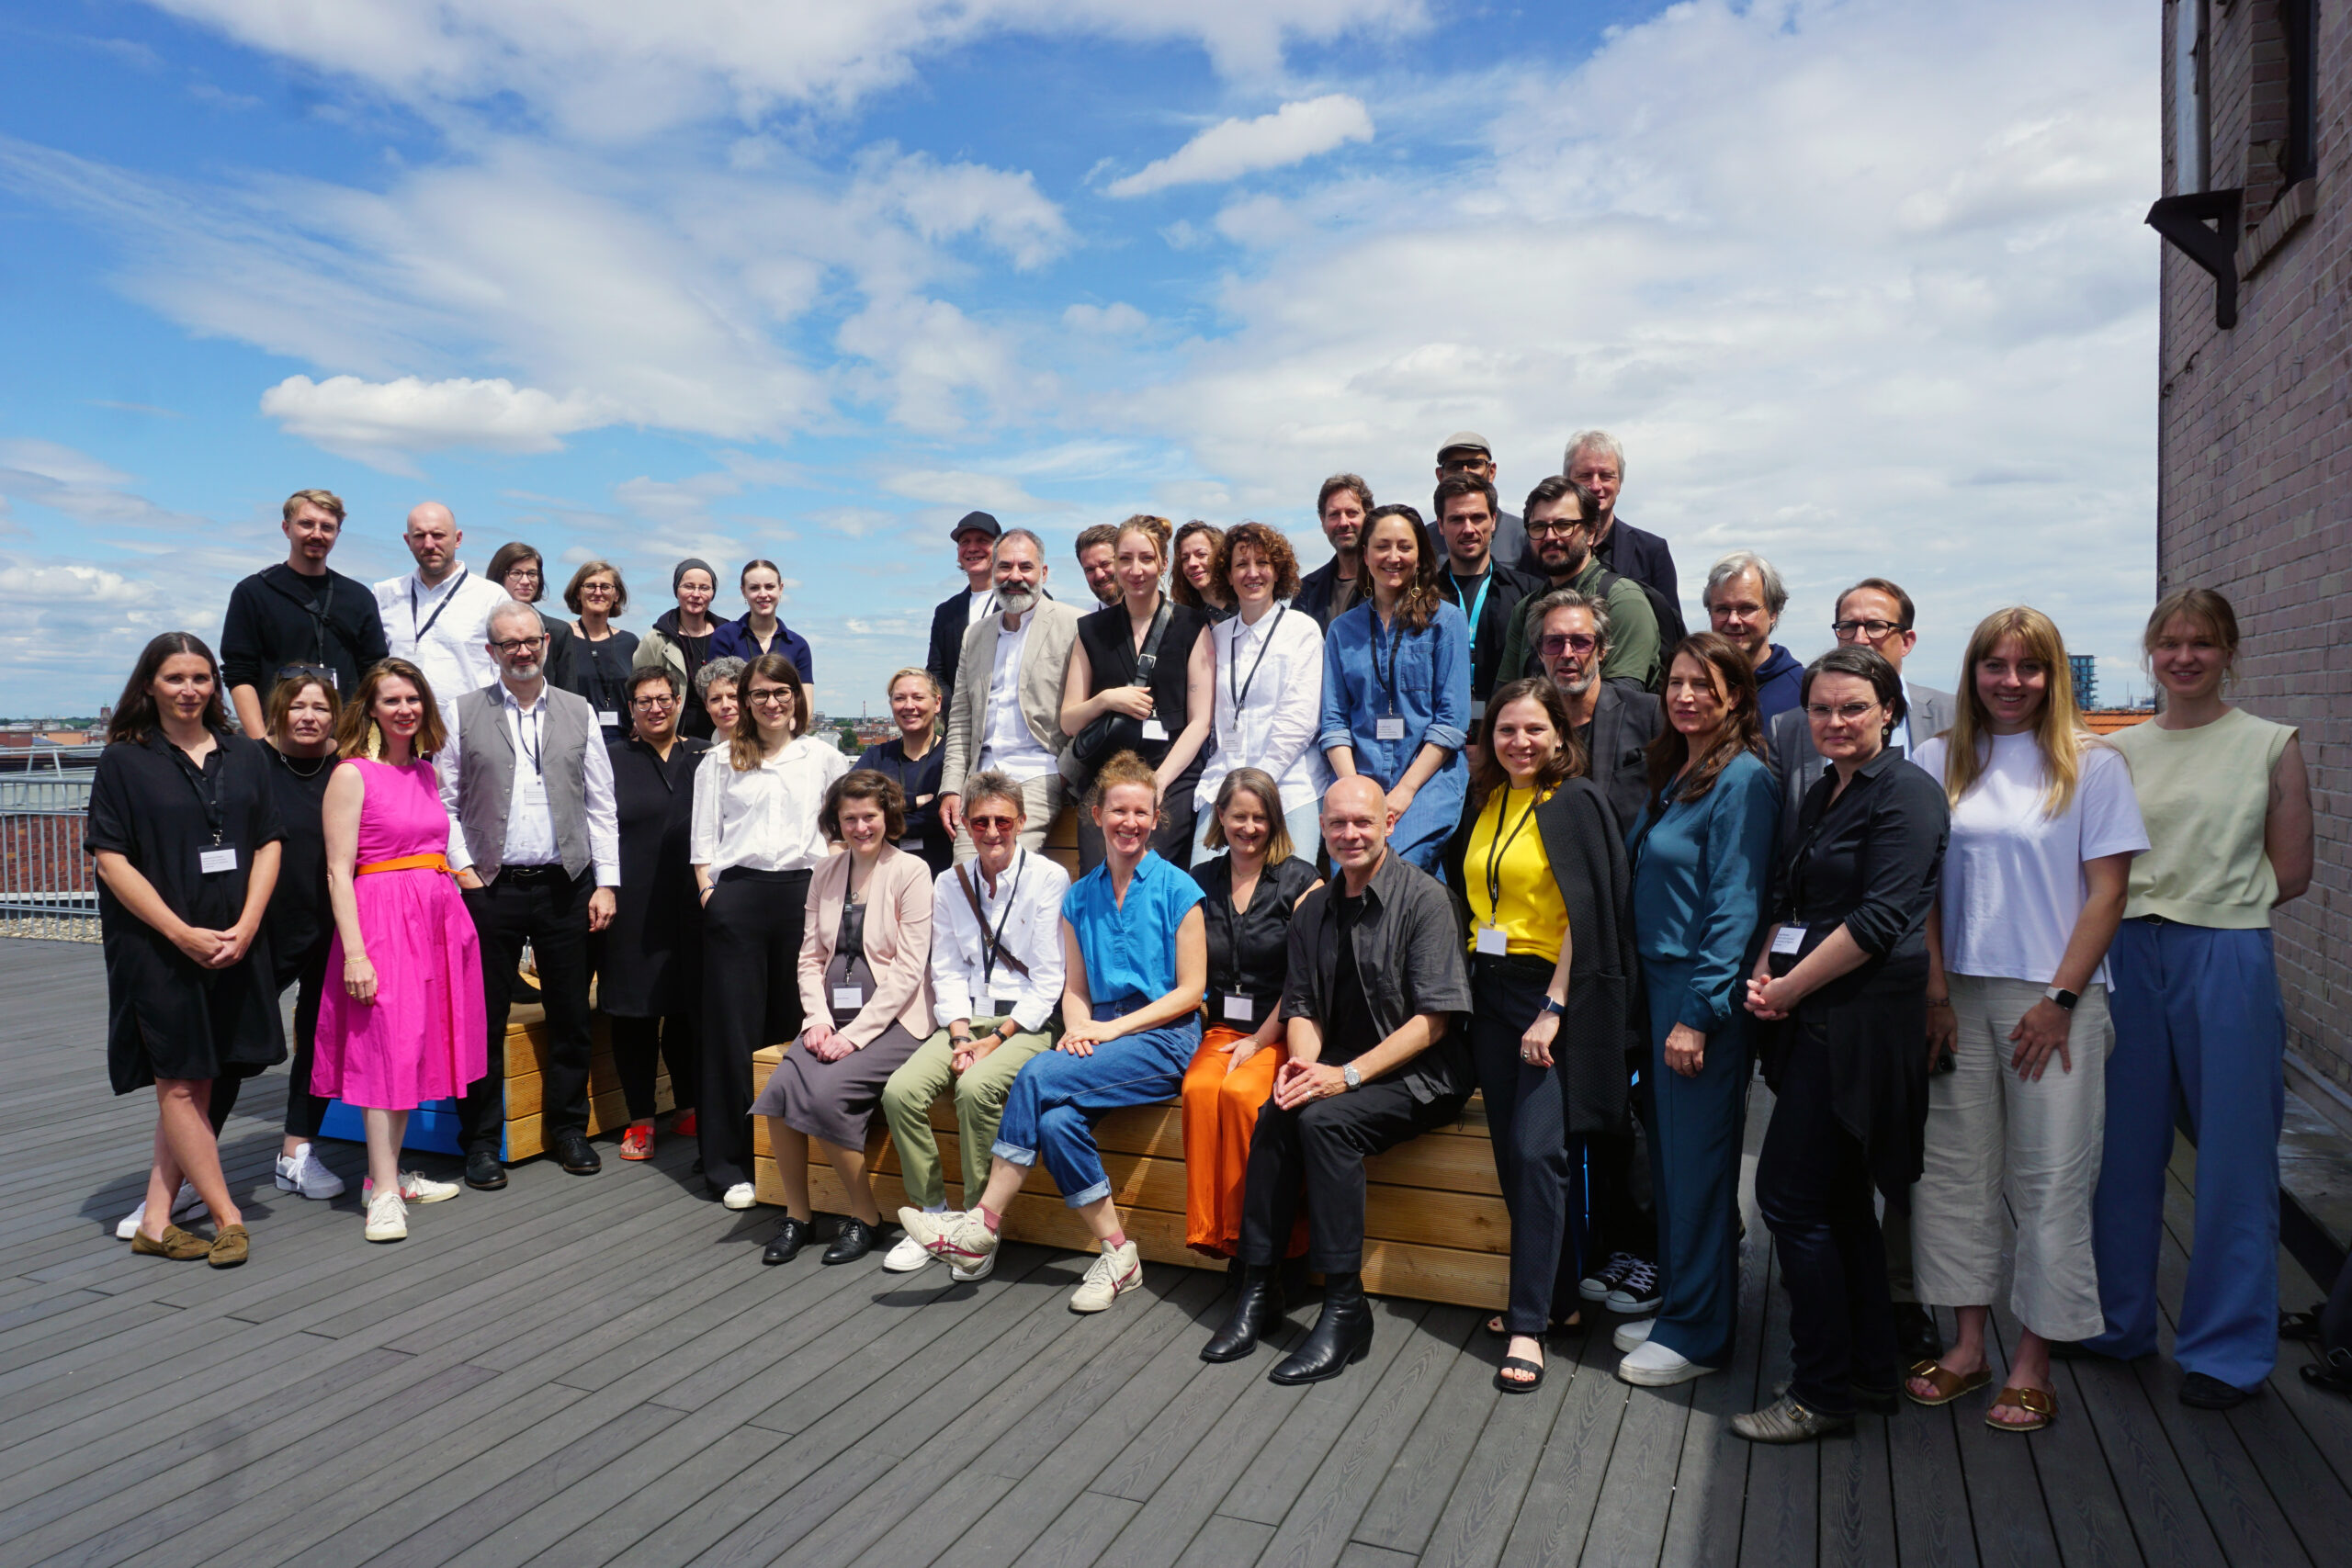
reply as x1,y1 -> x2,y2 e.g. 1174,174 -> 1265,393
993,1006 -> 1201,1207
1645,960 -> 1752,1369
2085,921 -> 2285,1388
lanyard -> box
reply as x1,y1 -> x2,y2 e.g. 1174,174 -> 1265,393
1483,783 -> 1539,916
1448,570 -> 1493,662
513,702 -> 545,775
410,568 -> 469,642
978,851 -> 1025,987
168,741 -> 228,846
1369,609 -> 1406,716
1227,605 -> 1286,713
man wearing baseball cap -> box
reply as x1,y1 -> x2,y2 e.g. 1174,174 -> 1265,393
925,510 -> 1002,705
1425,433 -> 1531,574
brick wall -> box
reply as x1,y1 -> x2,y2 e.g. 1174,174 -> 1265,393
2157,1 -> 2349,1089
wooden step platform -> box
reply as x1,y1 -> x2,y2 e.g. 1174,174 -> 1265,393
501,998 -> 673,1162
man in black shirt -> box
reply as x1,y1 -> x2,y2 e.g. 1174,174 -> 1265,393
1292,473 -> 1373,628
220,489 -> 389,737
1204,776 -> 1473,1383
1431,472 -> 1544,746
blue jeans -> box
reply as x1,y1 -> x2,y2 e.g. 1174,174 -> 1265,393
992,1001 -> 1201,1207
2086,921 -> 2285,1387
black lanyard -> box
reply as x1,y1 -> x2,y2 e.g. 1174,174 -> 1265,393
978,852 -> 1025,987
410,568 -> 469,641
1227,605 -> 1286,713
1369,609 -> 1406,716
168,740 -> 228,846
514,702 -> 545,775
1483,784 -> 1539,916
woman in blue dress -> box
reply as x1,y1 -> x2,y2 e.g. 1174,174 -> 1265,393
1317,503 -> 1472,871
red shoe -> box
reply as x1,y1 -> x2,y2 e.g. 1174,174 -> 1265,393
672,1109 -> 697,1138
619,1123 -> 654,1161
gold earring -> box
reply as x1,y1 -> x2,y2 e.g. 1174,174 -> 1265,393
367,720 -> 385,761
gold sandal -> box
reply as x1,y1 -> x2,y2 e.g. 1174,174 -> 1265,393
130,1224 -> 211,1261
1985,1384 -> 2056,1432
1904,1359 -> 1993,1407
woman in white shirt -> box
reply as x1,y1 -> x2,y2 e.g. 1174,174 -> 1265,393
1191,522 -> 1331,864
1904,607 -> 2147,1434
691,653 -> 851,1209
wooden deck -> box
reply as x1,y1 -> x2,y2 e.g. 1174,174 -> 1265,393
4,934 -> 2350,1568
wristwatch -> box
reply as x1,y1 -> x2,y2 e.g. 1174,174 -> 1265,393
1340,1064 -> 1362,1091
1539,996 -> 1568,1018
2042,985 -> 2080,1012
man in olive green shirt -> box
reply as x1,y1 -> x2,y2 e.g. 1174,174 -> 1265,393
1494,474 -> 1661,692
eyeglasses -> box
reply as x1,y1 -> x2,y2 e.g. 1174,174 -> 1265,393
967,814 -> 1021,833
503,570 -> 542,586
1831,618 -> 1905,638
1805,702 -> 1883,722
489,636 -> 546,654
579,581 -> 616,596
746,688 -> 793,707
1539,634 -> 1599,657
630,694 -> 676,710
1437,456 -> 1490,475
1527,518 -> 1588,539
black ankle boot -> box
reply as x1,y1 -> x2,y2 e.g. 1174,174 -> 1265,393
1269,1271 -> 1372,1384
1203,1264 -> 1287,1362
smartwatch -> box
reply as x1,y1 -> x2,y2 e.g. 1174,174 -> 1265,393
1539,996 -> 1568,1018
1340,1064 -> 1363,1090
2042,985 -> 2080,1012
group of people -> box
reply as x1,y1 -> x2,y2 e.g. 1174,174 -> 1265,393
86,430 -> 2316,1441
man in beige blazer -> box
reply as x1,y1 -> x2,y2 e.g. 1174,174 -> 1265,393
937,529 -> 1082,859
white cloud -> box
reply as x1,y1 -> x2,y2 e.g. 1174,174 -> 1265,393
0,438 -> 204,529
1108,94 -> 1374,197
1063,301 -> 1149,334
259,375 -> 619,471
882,469 -> 1057,514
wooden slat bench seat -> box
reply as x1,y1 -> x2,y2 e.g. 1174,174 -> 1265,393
501,999 -> 673,1162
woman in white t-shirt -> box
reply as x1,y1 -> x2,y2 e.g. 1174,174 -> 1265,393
1191,522 -> 1332,864
1903,607 -> 2147,1434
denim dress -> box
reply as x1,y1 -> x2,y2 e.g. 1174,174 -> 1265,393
1317,598 -> 1472,870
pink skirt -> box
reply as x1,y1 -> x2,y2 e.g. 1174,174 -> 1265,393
313,866 -> 487,1111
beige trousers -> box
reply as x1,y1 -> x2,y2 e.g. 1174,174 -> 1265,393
1910,973 -> 2111,1342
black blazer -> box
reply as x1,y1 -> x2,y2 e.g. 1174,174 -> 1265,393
1593,518 -> 1684,648
925,590 -> 979,705
1437,560 -> 1546,707
1293,558 -> 1350,630
1582,681 -> 1664,837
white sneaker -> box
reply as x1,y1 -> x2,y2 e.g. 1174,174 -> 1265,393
1069,1240 -> 1142,1313
1619,1338 -> 1715,1386
949,1248 -> 997,1284
899,1206 -> 999,1273
363,1170 -> 459,1205
274,1143 -> 346,1200
116,1181 -> 205,1240
365,1190 -> 408,1243
882,1234 -> 934,1272
1612,1317 -> 1655,1353
722,1182 -> 758,1211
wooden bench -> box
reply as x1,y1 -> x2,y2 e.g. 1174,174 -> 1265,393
501,998 -> 675,1161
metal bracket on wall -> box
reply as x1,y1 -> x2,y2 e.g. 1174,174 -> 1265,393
2146,188 -> 2243,329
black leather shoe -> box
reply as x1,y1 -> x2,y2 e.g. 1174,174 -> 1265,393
1269,1272 -> 1373,1385
1893,1303 -> 1941,1363
2180,1371 -> 2253,1409
1203,1265 -> 1287,1362
822,1218 -> 876,1265
554,1130 -> 601,1175
763,1217 -> 808,1266
465,1150 -> 508,1190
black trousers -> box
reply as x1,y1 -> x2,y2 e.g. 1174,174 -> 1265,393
698,867 -> 808,1191
609,1013 -> 697,1121
276,938 -> 333,1141
1469,960 -> 1589,1333
460,867 -> 596,1156
1075,794 -> 1196,874
1240,1073 -> 1462,1273
1586,1065 -> 1657,1265
1754,1019 -> 1900,1416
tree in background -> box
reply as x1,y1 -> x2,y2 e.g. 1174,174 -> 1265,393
833,719 -> 859,756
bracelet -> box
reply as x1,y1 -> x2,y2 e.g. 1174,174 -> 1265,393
1926,997 -> 1952,1010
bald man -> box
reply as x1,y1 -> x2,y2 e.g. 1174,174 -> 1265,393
1204,776 -> 1473,1385
374,502 -> 507,712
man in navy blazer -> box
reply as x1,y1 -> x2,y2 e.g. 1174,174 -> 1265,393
1566,430 -> 1684,649
924,511 -> 1003,706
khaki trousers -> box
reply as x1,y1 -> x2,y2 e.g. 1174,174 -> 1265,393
1910,973 -> 2111,1341
881,1020 -> 1056,1210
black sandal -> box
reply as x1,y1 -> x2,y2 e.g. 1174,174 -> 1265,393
1496,1356 -> 1544,1393
2281,1310 -> 2324,1343
2301,1361 -> 2352,1398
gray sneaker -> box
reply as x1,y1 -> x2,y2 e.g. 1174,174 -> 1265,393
1731,1393 -> 1853,1443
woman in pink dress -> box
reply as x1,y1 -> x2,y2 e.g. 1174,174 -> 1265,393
314,659 -> 487,1243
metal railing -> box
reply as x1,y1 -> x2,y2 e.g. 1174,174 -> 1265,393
1,762 -> 98,942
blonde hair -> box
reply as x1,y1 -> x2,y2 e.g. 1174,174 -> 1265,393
335,659 -> 447,760
1941,605 -> 2098,818
887,666 -> 942,701
1202,767 -> 1295,864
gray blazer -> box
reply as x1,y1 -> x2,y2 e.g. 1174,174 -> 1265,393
1585,680 -> 1665,837
941,600 -> 1084,796
1766,680 -> 1955,845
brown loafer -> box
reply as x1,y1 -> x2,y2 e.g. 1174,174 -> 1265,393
207,1223 -> 250,1268
130,1224 -> 211,1261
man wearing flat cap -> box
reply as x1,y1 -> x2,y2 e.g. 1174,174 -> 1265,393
1423,432 -> 1532,575
925,511 -> 1003,706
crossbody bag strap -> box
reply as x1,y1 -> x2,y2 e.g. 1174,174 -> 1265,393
955,863 -> 1032,979
1130,600 -> 1174,684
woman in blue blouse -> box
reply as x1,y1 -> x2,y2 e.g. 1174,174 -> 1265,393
1318,503 -> 1472,871
1619,633 -> 1779,1386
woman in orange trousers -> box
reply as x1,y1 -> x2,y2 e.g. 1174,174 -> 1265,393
1182,770 -> 1322,1256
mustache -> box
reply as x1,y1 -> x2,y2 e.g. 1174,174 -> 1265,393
997,583 -> 1039,612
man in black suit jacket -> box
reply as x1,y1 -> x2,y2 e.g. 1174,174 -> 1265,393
1533,587 -> 1663,835
924,511 -> 1002,706
1565,430 -> 1684,649
1294,473 -> 1374,629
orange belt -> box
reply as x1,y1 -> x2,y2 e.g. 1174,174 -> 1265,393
356,852 -> 451,876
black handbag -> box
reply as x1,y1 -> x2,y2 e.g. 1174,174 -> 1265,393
1071,602 -> 1172,768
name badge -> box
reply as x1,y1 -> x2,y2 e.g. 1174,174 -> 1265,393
1141,717 -> 1169,742
831,985 -> 865,1011
989,993 -> 1021,1016
518,769 -> 549,811
199,846 -> 239,875
1375,716 -> 1406,741
1475,924 -> 1509,956
1770,924 -> 1806,956
1470,699 -> 1487,722
597,710 -> 619,728
1223,994 -> 1254,1023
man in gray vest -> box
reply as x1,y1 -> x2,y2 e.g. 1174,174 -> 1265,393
439,599 -> 621,1187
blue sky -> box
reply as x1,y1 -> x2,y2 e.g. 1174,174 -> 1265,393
0,0 -> 2158,717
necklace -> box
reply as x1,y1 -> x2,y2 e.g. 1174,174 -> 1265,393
278,750 -> 331,778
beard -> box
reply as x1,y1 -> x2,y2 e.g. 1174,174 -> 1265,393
1552,665 -> 1597,699
997,583 -> 1039,616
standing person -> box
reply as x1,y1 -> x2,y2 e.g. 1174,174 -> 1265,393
637,559 -> 722,739
88,633 -> 285,1267
261,672 -> 348,1204
879,771 -> 1070,1279
1493,478 -> 1660,693
1074,523 -> 1124,607
1317,503 -> 1472,872
1534,589 -> 1663,835
600,667 -> 707,1162
1191,522 -> 1331,864
1060,516 -> 1215,871
1442,681 -> 1636,1392
1905,607 -> 2146,1432
1617,635 -> 1779,1373
1563,429 -> 1683,646
558,560 -> 639,743
1733,649 -> 1949,1438
1703,551 -> 1803,726
710,559 -> 818,715
487,542 -> 576,692
692,654 -> 853,1208
1433,474 -> 1545,736
856,669 -> 953,875
926,512 -> 1003,704
936,529 -> 1082,858
900,752 -> 1207,1314
2083,589 -> 2312,1408
220,489 -> 390,739
1182,770 -> 1322,1259
313,660 -> 479,1242
752,772 -> 934,1266
1425,432 -> 1530,573
441,601 -> 623,1189
375,502 -> 506,716
696,658 -> 744,745
1294,474 -> 1373,628
1172,521 -> 1236,623
1202,776 -> 1473,1381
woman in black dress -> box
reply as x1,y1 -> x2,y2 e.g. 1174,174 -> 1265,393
855,667 -> 952,874
261,670 -> 349,1204
560,559 -> 640,743
601,666 -> 706,1161
87,633 -> 286,1267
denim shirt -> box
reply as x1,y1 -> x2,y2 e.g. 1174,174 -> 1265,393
1317,598 -> 1472,784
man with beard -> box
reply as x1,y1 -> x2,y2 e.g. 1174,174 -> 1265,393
220,488 -> 390,739
937,529 -> 1083,857
1564,429 -> 1682,645
1493,476 -> 1662,693
1703,550 -> 1804,725
1536,590 -> 1663,836
1432,473 -> 1544,734
1073,524 -> 1124,607
924,511 -> 1003,705
1293,473 -> 1374,629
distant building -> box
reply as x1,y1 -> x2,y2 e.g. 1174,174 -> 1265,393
2067,654 -> 2098,714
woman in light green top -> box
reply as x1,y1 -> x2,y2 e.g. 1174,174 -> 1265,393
2082,588 -> 2312,1410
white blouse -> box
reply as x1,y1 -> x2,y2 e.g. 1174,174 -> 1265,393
690,735 -> 852,874
1194,601 -> 1333,815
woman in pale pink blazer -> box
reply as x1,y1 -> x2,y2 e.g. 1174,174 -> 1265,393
751,769 -> 934,1266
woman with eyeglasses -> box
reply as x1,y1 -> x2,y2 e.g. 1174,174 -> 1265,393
558,559 -> 639,743
638,559 -> 721,739
692,654 -> 852,1211
486,542 -> 576,693
710,559 -> 817,716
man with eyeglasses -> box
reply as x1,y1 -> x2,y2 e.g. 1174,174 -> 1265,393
374,501 -> 508,717
1703,550 -> 1803,725
439,599 -> 623,1187
1493,475 -> 1663,694
1534,589 -> 1663,836
220,488 -> 390,738
1422,432 -> 1531,572
937,529 -> 1084,857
